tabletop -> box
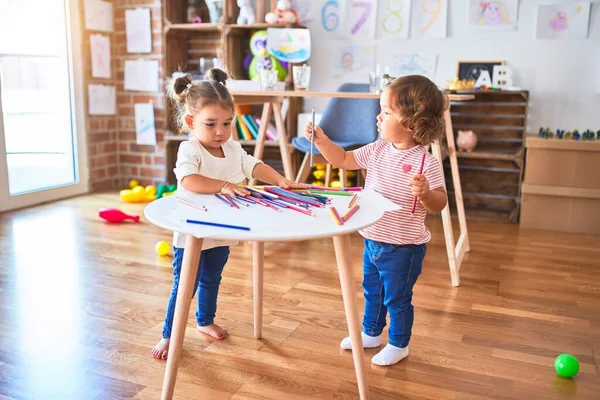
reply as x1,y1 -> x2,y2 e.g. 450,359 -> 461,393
230,90 -> 474,101
144,188 -> 399,242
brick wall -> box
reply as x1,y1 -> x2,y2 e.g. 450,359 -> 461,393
82,0 -> 167,191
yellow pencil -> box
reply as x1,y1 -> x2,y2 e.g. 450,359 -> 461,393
348,194 -> 358,209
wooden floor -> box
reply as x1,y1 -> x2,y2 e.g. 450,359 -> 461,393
0,193 -> 599,400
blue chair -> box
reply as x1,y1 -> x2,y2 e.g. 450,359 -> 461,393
292,83 -> 380,187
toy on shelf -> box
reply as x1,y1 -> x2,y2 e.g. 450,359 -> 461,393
538,127 -> 599,141
236,0 -> 254,24
457,130 -> 478,152
99,208 -> 140,223
244,30 -> 287,82
265,0 -> 299,24
446,77 -> 476,91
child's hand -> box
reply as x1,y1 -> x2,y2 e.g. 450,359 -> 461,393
221,182 -> 249,197
304,122 -> 325,144
410,174 -> 430,199
277,178 -> 309,190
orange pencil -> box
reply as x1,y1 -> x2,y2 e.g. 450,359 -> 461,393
329,207 -> 343,225
341,204 -> 360,222
348,194 -> 358,209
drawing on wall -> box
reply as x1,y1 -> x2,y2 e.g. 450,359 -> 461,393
291,0 -> 315,23
535,2 -> 590,39
468,0 -> 519,31
412,0 -> 448,38
377,0 -> 411,38
90,34 -> 111,78
389,53 -> 437,80
318,0 -> 346,38
346,0 -> 377,38
331,44 -> 375,77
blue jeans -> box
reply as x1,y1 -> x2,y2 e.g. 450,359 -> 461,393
362,239 -> 426,348
162,246 -> 230,339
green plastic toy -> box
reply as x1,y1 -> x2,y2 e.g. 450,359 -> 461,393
554,354 -> 579,378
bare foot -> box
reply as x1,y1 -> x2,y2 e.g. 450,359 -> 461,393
152,338 -> 170,360
197,323 -> 228,340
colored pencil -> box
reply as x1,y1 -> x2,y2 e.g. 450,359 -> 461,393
341,204 -> 360,222
184,219 -> 250,231
329,206 -> 343,225
411,153 -> 427,217
246,187 -> 279,200
215,193 -> 234,208
310,106 -> 315,167
224,194 -> 241,209
236,195 -> 256,204
348,193 -> 358,209
286,203 -> 315,216
309,190 -> 353,197
228,194 -> 249,207
343,187 -> 363,192
265,187 -> 323,207
176,197 -> 207,211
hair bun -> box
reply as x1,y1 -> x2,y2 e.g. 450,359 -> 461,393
205,68 -> 228,86
173,74 -> 193,96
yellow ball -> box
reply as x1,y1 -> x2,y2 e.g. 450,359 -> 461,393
129,179 -> 139,189
314,164 -> 326,170
155,240 -> 170,256
132,186 -> 145,194
145,185 -> 157,196
313,170 -> 326,180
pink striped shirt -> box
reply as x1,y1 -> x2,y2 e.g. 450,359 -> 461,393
353,140 -> 445,245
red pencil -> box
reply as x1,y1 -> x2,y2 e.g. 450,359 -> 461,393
342,204 -> 360,222
411,153 -> 427,217
329,206 -> 344,225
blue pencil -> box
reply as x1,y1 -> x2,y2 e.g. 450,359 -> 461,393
184,219 -> 251,231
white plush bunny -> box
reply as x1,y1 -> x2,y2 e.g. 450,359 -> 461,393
237,0 -> 255,25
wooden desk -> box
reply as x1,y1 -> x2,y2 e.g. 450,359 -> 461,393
231,90 -> 474,287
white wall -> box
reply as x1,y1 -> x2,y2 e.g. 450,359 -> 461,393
301,1 -> 600,133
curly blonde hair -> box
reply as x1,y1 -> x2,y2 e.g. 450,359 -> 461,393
385,75 -> 448,146
166,68 -> 234,132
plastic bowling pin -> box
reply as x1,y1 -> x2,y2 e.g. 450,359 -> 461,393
98,208 -> 140,223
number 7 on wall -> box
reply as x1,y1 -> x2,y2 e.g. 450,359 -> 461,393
346,0 -> 376,38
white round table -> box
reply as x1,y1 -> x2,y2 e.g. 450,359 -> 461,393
145,188 -> 399,400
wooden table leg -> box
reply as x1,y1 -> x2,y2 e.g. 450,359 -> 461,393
161,235 -> 203,400
272,101 -> 295,181
252,241 -> 264,338
443,109 -> 470,253
332,235 -> 370,400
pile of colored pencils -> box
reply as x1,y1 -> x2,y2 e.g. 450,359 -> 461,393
213,185 -> 363,223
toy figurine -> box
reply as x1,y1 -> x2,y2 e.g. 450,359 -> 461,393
457,130 -> 478,152
265,0 -> 299,24
564,130 -> 572,140
572,130 -> 581,140
237,0 -> 255,25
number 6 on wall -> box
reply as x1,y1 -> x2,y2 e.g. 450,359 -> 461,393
322,0 -> 340,32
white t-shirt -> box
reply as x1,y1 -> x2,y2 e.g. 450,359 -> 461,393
172,137 -> 263,249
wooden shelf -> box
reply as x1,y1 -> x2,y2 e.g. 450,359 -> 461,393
165,135 -> 281,147
165,23 -> 223,33
525,135 -> 600,151
226,23 -> 303,31
456,148 -> 522,161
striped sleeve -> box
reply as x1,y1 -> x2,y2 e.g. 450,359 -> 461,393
424,155 -> 444,190
352,140 -> 380,169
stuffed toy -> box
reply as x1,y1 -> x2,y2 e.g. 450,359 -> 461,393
265,0 -> 299,24
237,0 -> 255,25
245,30 -> 287,81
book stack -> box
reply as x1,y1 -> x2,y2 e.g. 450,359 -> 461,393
235,105 -> 278,142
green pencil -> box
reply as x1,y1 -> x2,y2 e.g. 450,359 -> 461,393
309,190 -> 353,196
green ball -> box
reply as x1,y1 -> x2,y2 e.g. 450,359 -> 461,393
168,184 -> 177,192
554,354 -> 579,378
